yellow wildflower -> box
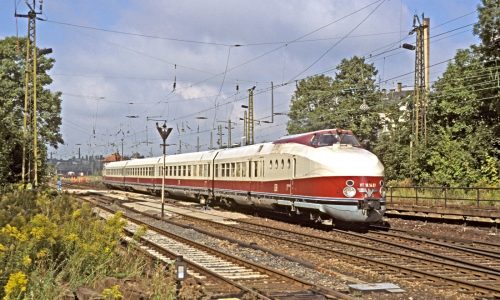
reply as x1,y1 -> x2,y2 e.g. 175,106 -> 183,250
2,225 -> 28,242
101,285 -> 123,300
0,243 -> 5,251
36,248 -> 49,259
22,255 -> 32,267
64,233 -> 79,243
3,271 -> 28,300
30,227 -> 45,240
72,209 -> 81,219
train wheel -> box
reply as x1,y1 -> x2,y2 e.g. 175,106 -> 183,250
221,198 -> 233,208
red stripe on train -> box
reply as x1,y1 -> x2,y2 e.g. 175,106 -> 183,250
104,175 -> 383,199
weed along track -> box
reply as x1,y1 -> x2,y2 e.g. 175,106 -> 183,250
78,194 -> 354,300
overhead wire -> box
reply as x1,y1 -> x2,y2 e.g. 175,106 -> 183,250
289,0 -> 386,81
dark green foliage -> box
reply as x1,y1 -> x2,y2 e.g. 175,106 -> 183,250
287,56 -> 382,145
0,37 -> 63,186
473,0 -> 500,61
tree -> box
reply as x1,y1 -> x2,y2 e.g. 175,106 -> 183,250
473,0 -> 500,61
287,56 -> 382,144
421,48 -> 499,186
0,36 -> 63,186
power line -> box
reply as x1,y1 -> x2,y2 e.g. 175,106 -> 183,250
289,0 -> 386,81
42,19 -> 240,47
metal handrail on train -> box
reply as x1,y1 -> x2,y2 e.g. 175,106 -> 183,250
386,186 -> 500,208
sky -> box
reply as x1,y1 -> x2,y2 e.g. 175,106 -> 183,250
0,0 -> 481,159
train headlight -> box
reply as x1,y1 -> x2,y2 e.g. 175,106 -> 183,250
343,186 -> 356,198
379,187 -> 386,198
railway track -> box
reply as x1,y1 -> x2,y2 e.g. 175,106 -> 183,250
370,224 -> 500,256
110,196 -> 500,298
79,194 -> 353,300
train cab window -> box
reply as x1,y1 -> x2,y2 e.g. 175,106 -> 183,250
340,134 -> 361,147
319,133 -> 339,146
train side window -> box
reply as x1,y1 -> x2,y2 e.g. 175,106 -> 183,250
254,161 -> 258,178
188,165 -> 191,177
287,159 -> 291,169
275,160 -> 278,169
242,162 -> 246,177
269,160 -> 272,170
207,164 -> 210,177
231,163 -> 236,177
281,159 -> 284,169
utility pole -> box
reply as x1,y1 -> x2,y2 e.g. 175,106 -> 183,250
196,126 -> 200,152
16,0 -> 50,188
227,119 -> 232,148
217,125 -> 223,149
409,14 -> 430,146
248,87 -> 255,145
210,130 -> 214,150
156,122 -> 172,219
243,111 -> 248,145
121,138 -> 124,160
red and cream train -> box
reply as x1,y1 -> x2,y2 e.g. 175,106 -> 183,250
103,129 -> 386,224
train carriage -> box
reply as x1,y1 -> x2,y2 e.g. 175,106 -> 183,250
103,129 -> 386,224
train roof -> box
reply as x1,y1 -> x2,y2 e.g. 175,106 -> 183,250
104,157 -> 161,168
273,129 -> 353,146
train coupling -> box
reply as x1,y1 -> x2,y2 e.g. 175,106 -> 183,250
358,198 -> 381,210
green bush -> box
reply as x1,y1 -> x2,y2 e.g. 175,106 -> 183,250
0,190 -> 174,299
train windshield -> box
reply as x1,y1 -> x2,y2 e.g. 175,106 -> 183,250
340,134 -> 361,147
313,133 -> 361,147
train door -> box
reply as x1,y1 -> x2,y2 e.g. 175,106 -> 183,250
289,156 -> 296,195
